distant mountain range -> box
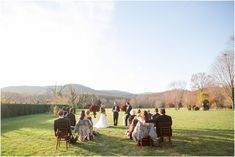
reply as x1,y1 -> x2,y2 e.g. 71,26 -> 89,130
2,84 -> 231,108
1,84 -> 135,97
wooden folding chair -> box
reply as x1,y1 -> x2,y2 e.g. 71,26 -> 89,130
158,122 -> 172,143
56,131 -> 70,150
138,136 -> 153,147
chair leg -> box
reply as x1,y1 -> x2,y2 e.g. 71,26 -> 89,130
137,140 -> 141,147
56,139 -> 59,150
169,136 -> 172,145
67,138 -> 70,148
56,137 -> 70,150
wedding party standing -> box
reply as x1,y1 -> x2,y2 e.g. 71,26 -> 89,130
112,101 -> 120,126
125,102 -> 132,126
94,107 -> 109,128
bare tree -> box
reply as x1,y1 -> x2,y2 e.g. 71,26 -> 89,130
68,86 -> 78,113
49,85 -> 66,104
169,81 -> 187,110
77,93 -> 98,109
211,37 -> 234,109
50,85 -> 65,97
191,72 -> 212,91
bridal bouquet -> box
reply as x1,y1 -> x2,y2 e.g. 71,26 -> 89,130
120,104 -> 127,112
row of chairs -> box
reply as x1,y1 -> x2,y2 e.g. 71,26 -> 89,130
56,122 -> 172,150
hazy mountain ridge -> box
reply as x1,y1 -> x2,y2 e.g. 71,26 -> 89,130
1,85 -> 231,108
1,84 -> 135,97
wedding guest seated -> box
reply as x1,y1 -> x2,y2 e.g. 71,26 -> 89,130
125,110 -> 136,138
86,110 -> 93,124
131,111 -> 157,142
151,107 -> 160,120
146,108 -> 172,138
131,111 -> 148,141
63,111 -> 70,125
66,108 -> 76,128
127,114 -> 139,139
147,110 -> 153,120
85,110 -> 95,139
128,110 -> 136,126
54,110 -> 72,139
63,111 -> 68,117
75,110 -> 92,141
137,109 -> 141,116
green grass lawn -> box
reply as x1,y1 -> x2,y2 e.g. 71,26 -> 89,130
1,108 -> 234,156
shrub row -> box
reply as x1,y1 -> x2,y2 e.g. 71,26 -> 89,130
1,104 -> 68,119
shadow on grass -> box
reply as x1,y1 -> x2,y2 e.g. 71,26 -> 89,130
71,128 -> 234,156
71,131 -> 176,156
109,125 -> 127,130
172,129 -> 234,156
71,133 -> 140,156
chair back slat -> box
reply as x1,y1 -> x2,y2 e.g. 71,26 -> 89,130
158,122 -> 172,139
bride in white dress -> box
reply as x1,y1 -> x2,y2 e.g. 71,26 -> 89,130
94,107 -> 109,128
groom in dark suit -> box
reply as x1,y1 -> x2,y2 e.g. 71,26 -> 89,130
112,101 -> 120,126
125,102 -> 132,126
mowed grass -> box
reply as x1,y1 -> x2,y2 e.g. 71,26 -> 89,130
1,108 -> 234,156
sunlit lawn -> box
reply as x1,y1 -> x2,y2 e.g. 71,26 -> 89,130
1,108 -> 234,156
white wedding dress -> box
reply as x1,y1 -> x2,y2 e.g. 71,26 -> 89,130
94,113 -> 109,128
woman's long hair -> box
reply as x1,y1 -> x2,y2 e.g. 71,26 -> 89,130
101,107 -> 105,113
80,110 -> 85,120
141,110 -> 148,121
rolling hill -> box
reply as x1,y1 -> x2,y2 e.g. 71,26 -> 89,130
1,84 -> 135,97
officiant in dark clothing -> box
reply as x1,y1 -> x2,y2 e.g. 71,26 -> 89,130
112,101 -> 120,126
125,102 -> 132,126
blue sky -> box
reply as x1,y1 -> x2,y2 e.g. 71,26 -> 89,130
0,1 -> 233,93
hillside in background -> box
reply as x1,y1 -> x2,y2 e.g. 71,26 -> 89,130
1,84 -> 231,108
1,84 -> 135,97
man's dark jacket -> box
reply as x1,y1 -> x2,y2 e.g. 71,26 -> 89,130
125,105 -> 132,115
146,114 -> 172,137
66,112 -> 76,126
151,113 -> 160,120
54,117 -> 72,136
